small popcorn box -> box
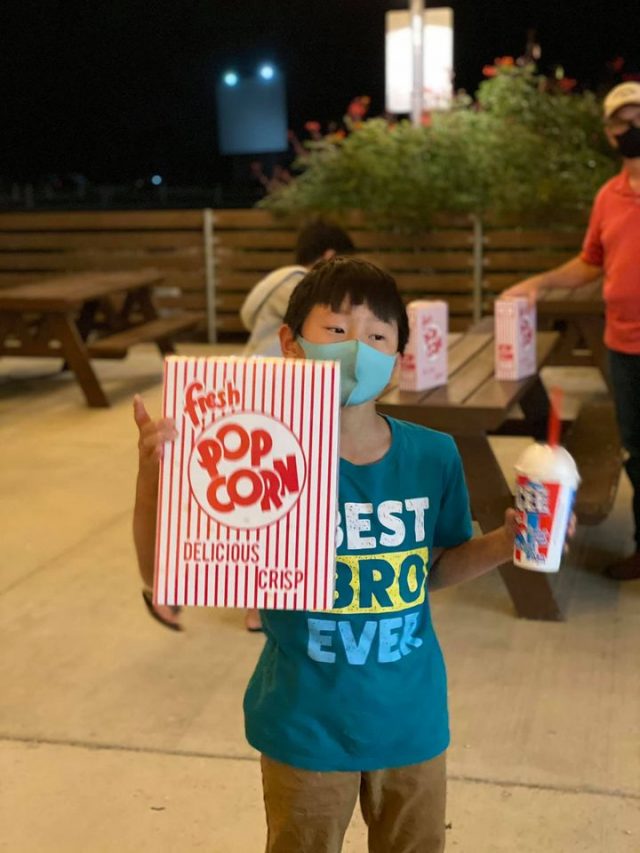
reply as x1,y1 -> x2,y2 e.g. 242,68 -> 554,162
494,297 -> 537,380
399,300 -> 448,391
154,356 -> 341,611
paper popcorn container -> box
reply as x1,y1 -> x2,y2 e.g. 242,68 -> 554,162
154,356 -> 340,610
494,297 -> 537,380
513,443 -> 580,573
399,300 -> 448,391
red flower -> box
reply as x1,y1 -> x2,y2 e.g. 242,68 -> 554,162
304,120 -> 321,133
482,65 -> 497,77
557,77 -> 577,92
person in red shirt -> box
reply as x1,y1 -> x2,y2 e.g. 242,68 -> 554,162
504,81 -> 640,580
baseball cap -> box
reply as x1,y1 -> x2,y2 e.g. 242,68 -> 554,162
603,82 -> 640,120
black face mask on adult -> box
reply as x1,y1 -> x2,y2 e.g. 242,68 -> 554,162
614,125 -> 640,159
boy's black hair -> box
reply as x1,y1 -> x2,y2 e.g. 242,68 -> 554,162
294,219 -> 355,266
283,257 -> 409,354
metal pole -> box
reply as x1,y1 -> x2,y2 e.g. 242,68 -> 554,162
203,208 -> 217,342
410,0 -> 425,127
471,214 -> 484,323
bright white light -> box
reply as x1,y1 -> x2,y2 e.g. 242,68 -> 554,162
258,64 -> 275,81
386,8 -> 454,113
223,71 -> 239,87
151,174 -> 162,186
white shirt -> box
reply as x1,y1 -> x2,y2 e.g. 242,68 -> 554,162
240,265 -> 307,357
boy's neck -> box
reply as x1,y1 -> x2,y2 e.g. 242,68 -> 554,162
339,403 -> 391,465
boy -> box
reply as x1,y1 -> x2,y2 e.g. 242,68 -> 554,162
133,258 -> 517,852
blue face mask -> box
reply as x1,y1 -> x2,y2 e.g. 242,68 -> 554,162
298,338 -> 396,406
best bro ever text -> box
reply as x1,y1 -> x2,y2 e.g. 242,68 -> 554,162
308,498 -> 431,666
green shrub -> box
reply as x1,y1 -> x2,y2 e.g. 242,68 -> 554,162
260,65 -> 617,229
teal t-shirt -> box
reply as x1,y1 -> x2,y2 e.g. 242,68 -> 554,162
243,417 -> 473,771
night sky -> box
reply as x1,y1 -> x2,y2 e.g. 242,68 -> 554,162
2,0 -> 639,184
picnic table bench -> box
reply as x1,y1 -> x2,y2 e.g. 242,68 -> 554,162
377,318 -> 564,620
0,269 -> 200,407
376,316 -> 623,620
564,399 -> 622,526
536,280 -> 607,383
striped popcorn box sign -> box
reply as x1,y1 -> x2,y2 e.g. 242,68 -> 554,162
494,297 -> 537,380
154,356 -> 341,611
399,300 -> 448,391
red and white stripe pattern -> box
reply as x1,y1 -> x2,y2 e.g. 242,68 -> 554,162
494,298 -> 537,380
154,356 -> 340,611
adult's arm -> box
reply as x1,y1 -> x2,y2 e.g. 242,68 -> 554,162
501,256 -> 602,304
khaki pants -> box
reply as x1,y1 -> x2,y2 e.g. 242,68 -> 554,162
260,751 -> 447,853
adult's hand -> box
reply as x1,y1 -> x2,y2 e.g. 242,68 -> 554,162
500,276 -> 542,306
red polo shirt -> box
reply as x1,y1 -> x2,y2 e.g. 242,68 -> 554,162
581,169 -> 640,354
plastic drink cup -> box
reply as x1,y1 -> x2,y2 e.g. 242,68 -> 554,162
513,443 -> 580,572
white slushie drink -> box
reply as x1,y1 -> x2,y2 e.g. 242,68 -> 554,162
513,443 -> 580,573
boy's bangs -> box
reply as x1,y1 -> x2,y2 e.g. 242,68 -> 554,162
315,267 -> 400,326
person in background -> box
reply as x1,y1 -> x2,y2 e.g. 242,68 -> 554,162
503,81 -> 640,580
240,219 -> 355,358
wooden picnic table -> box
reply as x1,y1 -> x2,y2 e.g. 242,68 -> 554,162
0,269 -> 199,407
377,317 -> 563,621
536,280 -> 607,383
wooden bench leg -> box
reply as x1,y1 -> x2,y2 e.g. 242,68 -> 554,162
135,285 -> 176,357
519,376 -> 550,442
49,315 -> 110,407
576,317 -> 610,391
455,433 -> 564,621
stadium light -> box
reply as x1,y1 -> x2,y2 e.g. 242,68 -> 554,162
258,64 -> 275,81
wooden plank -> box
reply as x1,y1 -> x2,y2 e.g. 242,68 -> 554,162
88,315 -> 201,358
0,252 -> 203,272
211,209 -> 471,229
483,273 -> 528,291
215,229 -> 474,250
378,333 -> 490,410
0,231 -> 203,249
48,314 -> 110,407
215,270 -> 474,294
463,333 -> 560,412
354,231 -> 474,250
216,248 -> 472,274
216,249 -> 472,272
0,270 -> 163,310
425,339 -> 495,406
484,229 -> 583,249
212,209 -> 289,229
355,252 -> 473,271
447,332 -> 493,374
149,272 -> 205,293
0,210 -> 203,231
155,293 -> 207,311
216,314 -> 246,332
483,251 -> 576,271
215,293 -> 245,311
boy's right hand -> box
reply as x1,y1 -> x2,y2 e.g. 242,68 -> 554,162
133,395 -> 178,478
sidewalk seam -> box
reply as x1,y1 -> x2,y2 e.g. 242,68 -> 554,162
2,734 -> 638,802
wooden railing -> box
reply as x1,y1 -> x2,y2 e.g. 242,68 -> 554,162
0,209 -> 588,341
